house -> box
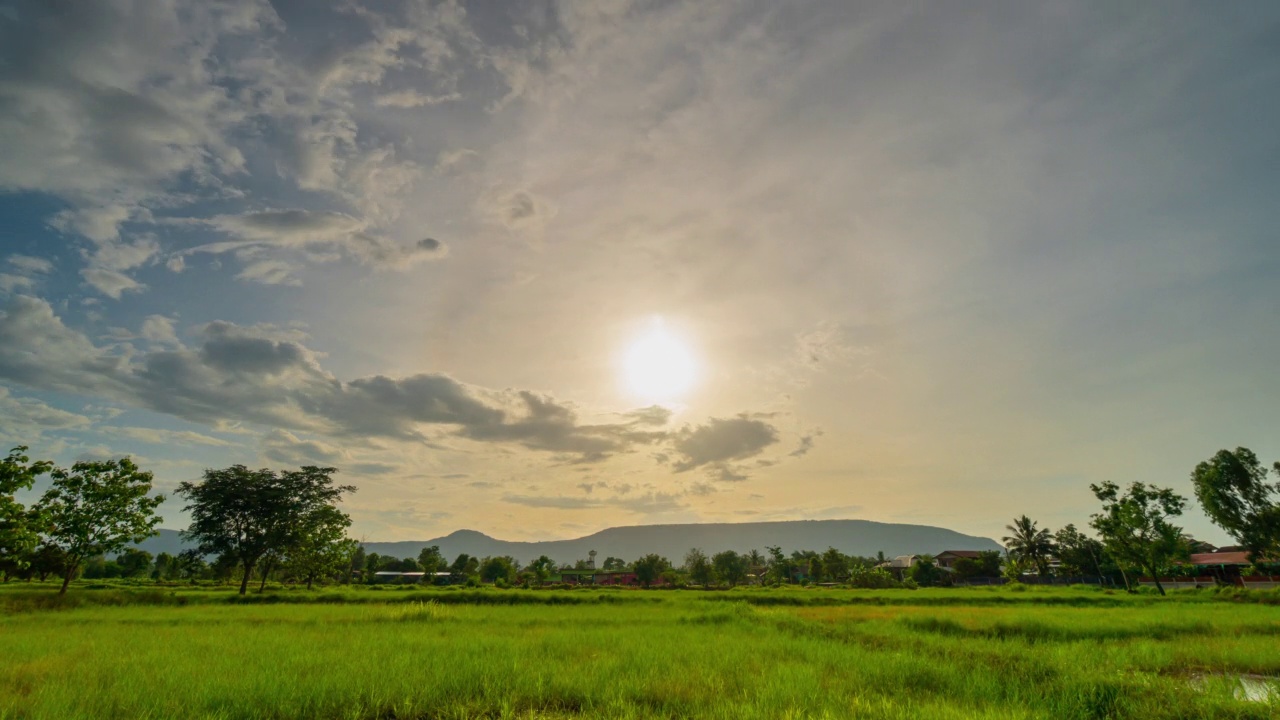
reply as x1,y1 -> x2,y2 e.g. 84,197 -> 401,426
934,550 -> 982,570
875,555 -> 918,580
1182,550 -> 1279,588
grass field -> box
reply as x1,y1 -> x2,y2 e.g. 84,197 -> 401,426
2,584 -> 1278,719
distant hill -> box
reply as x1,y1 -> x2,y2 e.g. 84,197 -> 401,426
132,528 -> 191,557
131,520 -> 1002,565
359,520 -> 1003,566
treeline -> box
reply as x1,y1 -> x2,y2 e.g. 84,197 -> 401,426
1,448 -> 357,595
4,445 -> 1279,596
999,447 -> 1280,596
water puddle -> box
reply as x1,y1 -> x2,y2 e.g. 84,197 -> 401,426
1189,673 -> 1280,703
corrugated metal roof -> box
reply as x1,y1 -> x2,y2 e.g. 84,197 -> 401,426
1189,551 -> 1253,565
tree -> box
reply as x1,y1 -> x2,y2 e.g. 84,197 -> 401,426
1191,447 -> 1280,567
29,544 -> 70,582
0,446 -> 52,578
712,550 -> 748,587
350,545 -> 367,582
118,548 -> 153,578
479,555 -> 517,583
450,553 -> 479,581
821,547 -> 848,582
808,555 -> 825,583
908,554 -> 942,587
1053,524 -> 1105,578
417,545 -> 445,582
33,458 -> 164,594
952,550 -> 1003,581
765,545 -> 791,584
1002,515 -> 1055,576
285,504 -> 357,590
633,554 -> 670,588
684,548 -> 713,587
527,555 -> 556,585
1090,481 -> 1187,596
177,464 -> 354,595
601,556 -> 626,571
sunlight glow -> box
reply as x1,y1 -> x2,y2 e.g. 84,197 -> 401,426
623,318 -> 697,404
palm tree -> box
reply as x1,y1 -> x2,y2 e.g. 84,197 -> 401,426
1002,515 -> 1055,577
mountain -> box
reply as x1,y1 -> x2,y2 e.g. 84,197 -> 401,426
131,528 -> 192,557
130,520 -> 1003,564
359,520 -> 1003,565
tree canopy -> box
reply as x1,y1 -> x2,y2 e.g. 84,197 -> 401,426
0,446 -> 52,578
1090,481 -> 1187,596
33,457 -> 164,594
177,465 -> 354,595
1191,447 -> 1280,567
1002,515 -> 1054,576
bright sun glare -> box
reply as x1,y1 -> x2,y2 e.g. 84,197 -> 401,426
623,318 -> 697,404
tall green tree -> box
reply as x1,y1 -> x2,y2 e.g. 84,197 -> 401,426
908,554 -> 942,587
117,548 -> 153,578
601,556 -> 627,571
1053,524 -> 1106,578
33,458 -> 164,594
1002,515 -> 1055,576
526,555 -> 555,585
0,446 -> 52,578
177,464 -> 354,595
765,545 -> 791,584
821,547 -> 848,582
479,555 -> 517,583
285,504 -> 357,589
449,553 -> 479,581
417,545 -> 445,581
633,553 -> 670,588
1090,481 -> 1187,596
1191,447 -> 1280,567
712,550 -> 748,587
684,548 -> 713,587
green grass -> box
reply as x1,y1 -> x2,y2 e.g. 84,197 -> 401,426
1,583 -> 1278,719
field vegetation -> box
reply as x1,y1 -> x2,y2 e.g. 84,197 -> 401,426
2,583 -> 1279,719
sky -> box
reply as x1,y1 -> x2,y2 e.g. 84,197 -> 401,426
1,0 -> 1278,545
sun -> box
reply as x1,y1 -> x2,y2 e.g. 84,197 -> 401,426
622,318 -> 697,405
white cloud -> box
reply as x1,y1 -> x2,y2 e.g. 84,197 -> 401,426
7,256 -> 54,274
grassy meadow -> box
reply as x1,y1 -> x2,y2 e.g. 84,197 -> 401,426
2,583 -> 1279,719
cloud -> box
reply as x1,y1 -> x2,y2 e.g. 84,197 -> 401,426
671,415 -> 780,478
186,210 -> 447,281
79,268 -> 145,300
501,490 -> 687,515
0,296 -> 664,462
1,0 -> 476,295
139,316 -> 180,346
7,256 -> 53,274
375,90 -> 461,108
789,431 -> 823,458
0,387 -> 92,432
262,429 -> 346,466
0,275 -> 36,294
100,426 -> 233,448
235,259 -> 301,286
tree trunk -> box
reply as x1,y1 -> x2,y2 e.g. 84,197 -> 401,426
258,557 -> 274,593
1146,564 -> 1166,596
59,568 -> 73,595
306,575 -> 314,591
238,562 -> 254,595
